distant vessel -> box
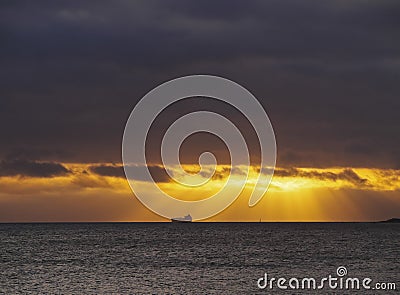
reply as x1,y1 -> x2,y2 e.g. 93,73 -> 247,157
171,214 -> 192,223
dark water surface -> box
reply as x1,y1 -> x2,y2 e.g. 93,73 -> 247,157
0,223 -> 398,294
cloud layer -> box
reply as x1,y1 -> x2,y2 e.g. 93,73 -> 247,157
0,159 -> 70,178
0,0 -> 399,168
89,164 -> 170,182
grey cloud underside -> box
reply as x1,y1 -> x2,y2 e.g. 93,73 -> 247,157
0,0 -> 399,167
89,165 -> 170,183
0,160 -> 70,178
91,164 -> 247,183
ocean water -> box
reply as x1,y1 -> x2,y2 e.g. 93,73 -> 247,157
0,223 -> 398,294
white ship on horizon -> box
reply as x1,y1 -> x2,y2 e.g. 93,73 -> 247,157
171,214 -> 192,223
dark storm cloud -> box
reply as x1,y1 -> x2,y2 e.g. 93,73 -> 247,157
1,0 -> 399,167
89,164 -> 170,183
0,159 -> 70,178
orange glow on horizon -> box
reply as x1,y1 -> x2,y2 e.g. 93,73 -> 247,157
0,163 -> 399,222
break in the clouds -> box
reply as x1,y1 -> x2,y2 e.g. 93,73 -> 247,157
1,0 -> 399,168
87,162 -> 399,192
0,159 -> 393,194
0,162 -> 399,221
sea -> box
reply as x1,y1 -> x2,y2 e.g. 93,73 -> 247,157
0,223 -> 398,294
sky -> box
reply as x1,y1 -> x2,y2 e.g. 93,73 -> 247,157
1,0 -> 399,221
